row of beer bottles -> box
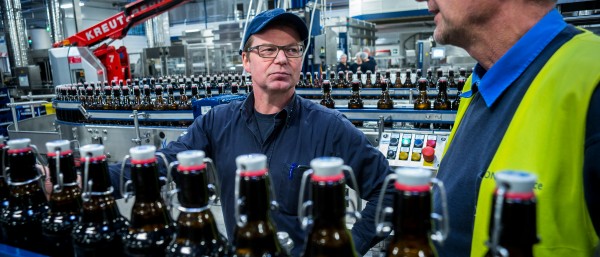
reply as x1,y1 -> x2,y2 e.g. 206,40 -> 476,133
0,137 -> 226,256
302,68 -> 468,90
0,136 -> 359,257
319,77 -> 456,129
0,135 -> 539,257
55,76 -> 253,110
72,73 -> 251,91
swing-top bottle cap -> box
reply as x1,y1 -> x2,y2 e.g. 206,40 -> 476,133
129,145 -> 156,160
177,150 -> 206,167
46,139 -> 71,153
79,144 -> 104,157
394,167 -> 432,186
310,157 -> 344,177
495,171 -> 537,194
7,138 -> 30,150
236,153 -> 267,171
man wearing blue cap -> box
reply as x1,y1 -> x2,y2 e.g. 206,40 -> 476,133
110,8 -> 392,256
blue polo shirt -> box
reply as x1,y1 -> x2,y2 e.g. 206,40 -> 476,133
462,9 -> 567,106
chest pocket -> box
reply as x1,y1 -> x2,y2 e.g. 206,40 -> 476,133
273,162 -> 310,216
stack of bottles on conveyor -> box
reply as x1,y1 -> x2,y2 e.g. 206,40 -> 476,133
53,74 -> 253,127
310,68 -> 467,129
0,135 -> 541,257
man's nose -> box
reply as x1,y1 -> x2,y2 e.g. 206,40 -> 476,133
273,49 -> 288,64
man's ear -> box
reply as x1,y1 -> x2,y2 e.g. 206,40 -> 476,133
242,52 -> 251,73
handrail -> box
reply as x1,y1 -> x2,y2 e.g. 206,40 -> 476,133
8,99 -> 49,132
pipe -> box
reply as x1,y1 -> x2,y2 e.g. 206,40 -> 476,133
2,0 -> 29,67
46,0 -> 63,44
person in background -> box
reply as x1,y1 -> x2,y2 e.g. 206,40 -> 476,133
363,46 -> 377,70
349,52 -> 363,74
359,52 -> 376,73
415,0 -> 600,256
336,54 -> 350,73
109,8 -> 393,257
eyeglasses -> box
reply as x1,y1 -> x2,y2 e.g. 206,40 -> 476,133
247,44 -> 304,58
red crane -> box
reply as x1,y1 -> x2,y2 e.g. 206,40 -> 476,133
53,0 -> 190,82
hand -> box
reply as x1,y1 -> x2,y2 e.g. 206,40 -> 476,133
36,164 -> 52,200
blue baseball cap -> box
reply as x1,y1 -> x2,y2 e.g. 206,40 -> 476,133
239,8 -> 309,55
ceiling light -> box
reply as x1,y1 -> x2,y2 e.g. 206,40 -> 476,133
60,2 -> 85,9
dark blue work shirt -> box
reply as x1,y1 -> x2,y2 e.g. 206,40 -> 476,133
111,92 -> 393,256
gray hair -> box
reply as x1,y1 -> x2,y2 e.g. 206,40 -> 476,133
340,54 -> 347,59
363,46 -> 371,53
358,52 -> 368,60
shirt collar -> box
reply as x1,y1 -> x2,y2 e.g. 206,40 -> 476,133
241,91 -> 298,126
461,9 -> 566,107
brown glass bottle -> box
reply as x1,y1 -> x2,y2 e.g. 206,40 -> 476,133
452,77 -> 465,111
413,78 -> 431,129
72,144 -> 128,257
348,80 -> 364,127
297,73 -> 306,89
485,172 -> 538,257
336,71 -> 346,89
0,138 -> 49,254
426,69 -> 435,89
394,71 -> 402,89
385,168 -> 435,257
364,70 -> 374,89
122,86 -> 132,111
166,150 -> 231,257
301,157 -> 358,257
180,84 -> 191,107
374,72 -> 382,88
377,79 -> 395,127
167,85 -> 179,110
231,82 -> 240,95
123,146 -> 174,257
94,86 -> 104,111
42,140 -> 82,257
346,71 -> 353,89
320,80 -> 335,109
112,86 -> 122,111
142,85 -> 153,111
85,85 -> 95,111
246,75 -> 253,94
433,77 -> 451,129
0,136 -> 8,244
205,80 -> 214,98
103,86 -> 114,110
233,154 -> 289,257
132,86 -> 143,111
448,70 -> 457,89
191,84 -> 201,101
154,85 -> 167,111
403,69 -> 413,89
305,72 -> 313,88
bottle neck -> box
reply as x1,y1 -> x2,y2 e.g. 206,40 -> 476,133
392,190 -> 431,240
131,161 -> 162,202
8,150 -> 39,182
239,175 -> 271,221
311,178 -> 346,226
489,196 -> 538,252
48,153 -> 78,184
83,158 -> 113,193
177,168 -> 210,208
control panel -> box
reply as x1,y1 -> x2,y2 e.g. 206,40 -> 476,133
378,131 -> 450,170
